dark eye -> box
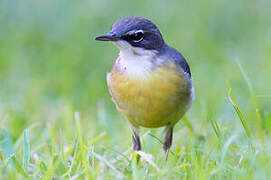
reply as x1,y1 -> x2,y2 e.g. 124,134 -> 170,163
130,30 -> 144,42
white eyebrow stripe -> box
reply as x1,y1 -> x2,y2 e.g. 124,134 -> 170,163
126,29 -> 144,35
135,30 -> 144,34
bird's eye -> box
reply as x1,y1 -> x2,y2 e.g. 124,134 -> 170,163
131,30 -> 144,42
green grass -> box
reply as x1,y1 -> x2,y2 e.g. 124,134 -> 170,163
1,0 -> 271,179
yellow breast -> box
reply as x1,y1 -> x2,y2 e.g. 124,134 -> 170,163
107,61 -> 192,128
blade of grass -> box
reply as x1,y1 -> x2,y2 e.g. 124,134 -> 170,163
210,118 -> 221,138
75,112 -> 90,179
227,83 -> 251,139
43,125 -> 57,179
1,128 -> 14,166
103,146 -> 130,163
136,151 -> 160,171
227,82 -> 255,152
68,141 -> 78,177
11,155 -> 28,178
40,161 -> 48,175
89,151 -> 124,178
220,133 -> 238,165
23,129 -> 30,171
14,123 -> 38,150
207,111 -> 221,138
88,131 -> 106,146
237,61 -> 264,142
47,124 -> 56,155
43,158 -> 54,180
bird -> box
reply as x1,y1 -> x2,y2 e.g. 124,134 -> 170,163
95,16 -> 194,156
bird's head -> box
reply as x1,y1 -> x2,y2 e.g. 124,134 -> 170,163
95,16 -> 165,53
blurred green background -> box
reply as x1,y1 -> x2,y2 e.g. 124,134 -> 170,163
0,0 -> 271,178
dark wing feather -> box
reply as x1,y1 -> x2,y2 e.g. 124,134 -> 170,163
177,56 -> 191,77
166,46 -> 191,77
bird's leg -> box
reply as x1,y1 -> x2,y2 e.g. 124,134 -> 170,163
163,126 -> 173,163
131,127 -> 141,151
130,127 -> 141,164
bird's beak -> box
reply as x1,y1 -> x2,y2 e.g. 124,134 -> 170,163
94,33 -> 120,41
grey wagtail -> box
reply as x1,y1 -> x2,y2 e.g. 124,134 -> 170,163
95,16 -> 194,155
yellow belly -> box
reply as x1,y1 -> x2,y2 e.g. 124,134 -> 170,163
108,62 -> 192,128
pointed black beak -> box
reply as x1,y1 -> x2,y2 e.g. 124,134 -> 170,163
94,33 -> 120,41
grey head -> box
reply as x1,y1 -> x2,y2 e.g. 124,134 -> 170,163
95,16 -> 191,77
95,16 -> 165,52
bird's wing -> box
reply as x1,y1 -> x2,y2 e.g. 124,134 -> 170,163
166,46 -> 191,78
176,56 -> 191,77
